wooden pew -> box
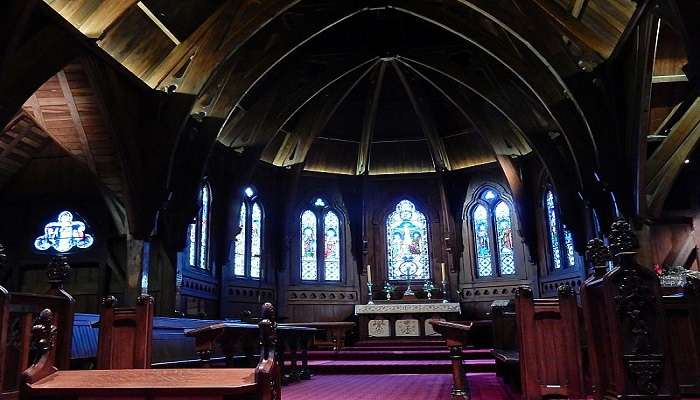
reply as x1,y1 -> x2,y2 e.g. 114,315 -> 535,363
96,295 -> 154,369
661,275 -> 700,396
582,225 -> 678,400
429,320 -> 473,399
1,257 -> 74,398
21,303 -> 281,400
490,299 -> 519,386
515,285 -> 584,400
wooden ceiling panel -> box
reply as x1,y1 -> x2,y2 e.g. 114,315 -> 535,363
369,141 -> 435,175
304,139 -> 358,175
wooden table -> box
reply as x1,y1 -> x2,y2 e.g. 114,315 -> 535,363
185,322 -> 317,384
430,320 -> 473,399
281,322 -> 355,351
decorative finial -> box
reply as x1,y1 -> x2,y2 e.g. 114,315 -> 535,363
585,238 -> 611,266
515,286 -> 533,298
609,219 -> 638,255
101,296 -> 118,308
47,255 -> 71,289
137,294 -> 154,305
32,309 -> 57,353
558,284 -> 575,297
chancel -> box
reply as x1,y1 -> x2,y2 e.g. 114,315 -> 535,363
0,0 -> 699,399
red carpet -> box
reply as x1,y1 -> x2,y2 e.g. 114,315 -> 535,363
282,373 -> 519,400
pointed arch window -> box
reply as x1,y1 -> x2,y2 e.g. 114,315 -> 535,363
386,200 -> 431,281
468,188 -> 516,278
544,189 -> 577,270
187,183 -> 212,270
233,187 -> 264,279
300,198 -> 342,282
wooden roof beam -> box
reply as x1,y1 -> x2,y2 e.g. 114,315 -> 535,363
646,96 -> 700,216
56,70 -> 98,174
356,61 -> 386,175
392,60 -> 451,171
135,2 -> 180,45
78,0 -> 139,39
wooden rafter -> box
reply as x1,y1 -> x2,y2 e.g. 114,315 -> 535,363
56,70 -> 97,173
392,60 -> 451,171
78,0 -> 139,39
646,97 -> 700,216
356,61 -> 386,175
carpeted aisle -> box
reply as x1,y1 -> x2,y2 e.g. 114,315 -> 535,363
282,373 -> 519,400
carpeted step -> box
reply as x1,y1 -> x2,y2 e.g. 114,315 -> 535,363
305,359 -> 496,375
352,339 -> 446,347
341,345 -> 448,352
299,349 -> 493,361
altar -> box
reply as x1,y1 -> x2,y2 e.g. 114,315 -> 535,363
355,301 -> 461,338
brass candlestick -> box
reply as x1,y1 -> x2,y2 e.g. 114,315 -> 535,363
442,280 -> 449,303
367,282 -> 374,305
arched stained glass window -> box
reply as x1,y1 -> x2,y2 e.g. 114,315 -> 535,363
233,203 -> 247,276
386,200 -> 430,281
251,203 -> 262,279
545,189 -> 577,270
324,212 -> 340,281
495,202 -> 515,275
299,198 -> 344,282
468,188 -> 518,278
301,210 -> 318,281
186,183 -> 212,270
473,205 -> 492,277
233,187 -> 265,279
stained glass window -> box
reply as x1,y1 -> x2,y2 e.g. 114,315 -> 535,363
469,187 -> 519,278
324,211 -> 341,281
473,205 -> 492,277
495,202 -> 515,275
34,211 -> 94,253
545,189 -> 579,271
184,184 -> 212,270
301,210 -> 318,280
199,185 -> 210,269
233,204 -> 247,277
386,200 -> 430,281
299,198 -> 344,282
232,187 -> 264,279
251,202 -> 262,278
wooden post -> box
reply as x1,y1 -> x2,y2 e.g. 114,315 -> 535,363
125,237 -> 145,306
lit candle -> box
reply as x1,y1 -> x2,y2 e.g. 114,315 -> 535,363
441,262 -> 446,282
367,265 -> 372,284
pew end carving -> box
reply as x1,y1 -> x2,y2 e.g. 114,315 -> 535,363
582,220 -> 678,399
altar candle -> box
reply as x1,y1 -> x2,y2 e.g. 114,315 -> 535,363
367,265 -> 372,284
441,263 -> 446,282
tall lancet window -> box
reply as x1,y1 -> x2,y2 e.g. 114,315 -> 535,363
469,188 -> 517,278
386,200 -> 430,281
187,183 -> 212,270
300,198 -> 343,282
233,187 -> 264,279
544,189 -> 577,270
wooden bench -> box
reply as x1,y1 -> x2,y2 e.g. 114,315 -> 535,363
490,299 -> 519,386
661,275 -> 700,396
0,257 -> 74,398
429,320 -> 473,399
21,303 -> 281,400
515,285 -> 584,400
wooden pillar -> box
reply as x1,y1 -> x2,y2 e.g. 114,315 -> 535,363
125,237 -> 145,305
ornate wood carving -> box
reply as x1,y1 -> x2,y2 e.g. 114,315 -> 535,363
582,219 -> 677,399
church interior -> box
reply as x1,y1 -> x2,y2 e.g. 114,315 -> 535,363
0,0 -> 699,399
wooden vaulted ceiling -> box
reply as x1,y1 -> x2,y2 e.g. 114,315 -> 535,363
42,0 -> 639,178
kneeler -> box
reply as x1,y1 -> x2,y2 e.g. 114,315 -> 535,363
429,320 -> 473,399
20,303 -> 282,400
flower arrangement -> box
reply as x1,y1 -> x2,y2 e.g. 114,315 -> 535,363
423,280 -> 435,300
382,281 -> 395,300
